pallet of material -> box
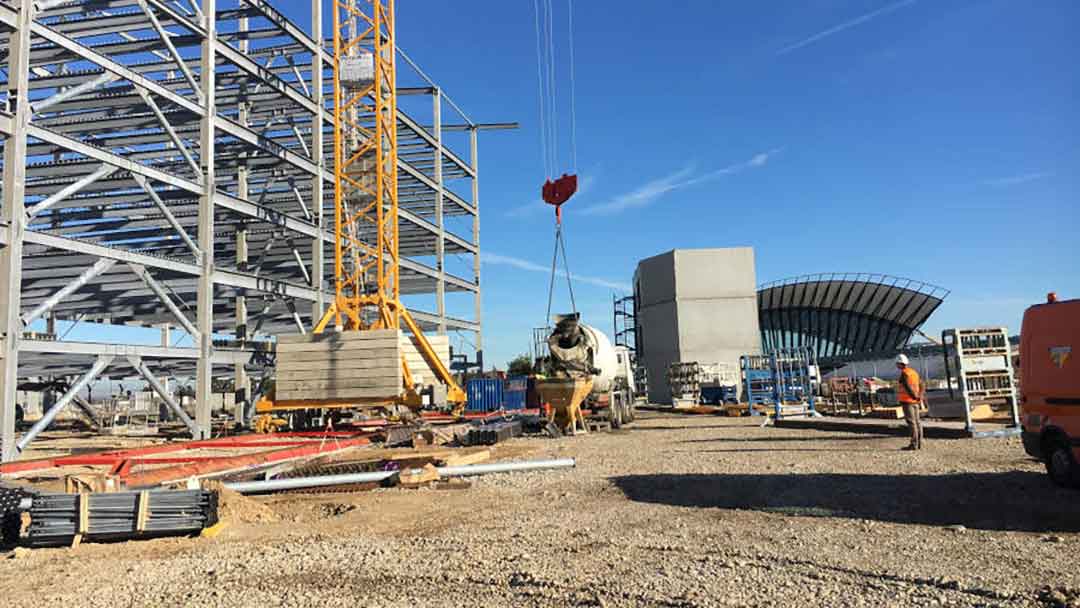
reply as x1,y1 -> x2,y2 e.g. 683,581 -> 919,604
275,330 -> 402,401
400,334 -> 450,385
928,400 -> 1013,422
867,406 -> 905,420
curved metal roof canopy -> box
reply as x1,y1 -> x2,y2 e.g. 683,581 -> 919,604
757,273 -> 949,362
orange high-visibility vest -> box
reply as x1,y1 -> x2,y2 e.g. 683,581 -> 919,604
898,367 -> 922,404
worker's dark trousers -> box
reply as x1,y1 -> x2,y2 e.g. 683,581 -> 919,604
902,403 -> 923,449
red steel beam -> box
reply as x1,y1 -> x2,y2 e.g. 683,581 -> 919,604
0,431 -> 374,475
120,436 -> 373,487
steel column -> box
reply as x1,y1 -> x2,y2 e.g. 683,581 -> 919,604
0,0 -> 34,462
194,0 -> 217,438
470,127 -> 482,355
310,0 -> 326,322
433,88 -> 446,334
234,12 -> 251,423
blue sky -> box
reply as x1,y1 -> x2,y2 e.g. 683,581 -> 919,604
48,1 -> 1078,372
377,0 -> 1078,367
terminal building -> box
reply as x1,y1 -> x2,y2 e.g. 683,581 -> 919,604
625,249 -> 948,403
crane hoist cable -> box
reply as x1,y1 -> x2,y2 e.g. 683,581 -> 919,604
535,0 -> 581,325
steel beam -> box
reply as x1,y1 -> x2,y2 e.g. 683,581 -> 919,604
27,124 -> 203,194
136,0 -> 204,104
131,173 -> 202,260
27,164 -> 119,218
31,72 -> 118,114
127,355 -> 199,435
16,355 -> 113,454
21,258 -> 117,327
29,22 -> 205,117
18,338 -> 250,364
23,230 -> 199,276
0,0 -> 33,463
127,263 -> 200,341
136,89 -> 201,176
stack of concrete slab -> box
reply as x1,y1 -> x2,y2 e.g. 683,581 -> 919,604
634,248 -> 762,404
400,334 -> 451,386
275,329 -> 403,401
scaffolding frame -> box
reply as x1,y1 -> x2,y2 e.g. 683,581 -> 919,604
941,327 -> 1021,438
0,0 -> 494,460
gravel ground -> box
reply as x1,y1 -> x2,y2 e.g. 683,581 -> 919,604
2,412 -> 1078,607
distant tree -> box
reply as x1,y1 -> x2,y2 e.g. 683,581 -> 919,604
507,354 -> 534,377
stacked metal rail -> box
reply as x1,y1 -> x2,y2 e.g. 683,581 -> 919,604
941,327 -> 1021,438
0,0 -> 492,460
740,349 -> 819,420
25,489 -> 218,547
666,362 -> 702,407
740,354 -> 777,412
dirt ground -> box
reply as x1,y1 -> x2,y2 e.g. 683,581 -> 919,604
2,412 -> 1078,607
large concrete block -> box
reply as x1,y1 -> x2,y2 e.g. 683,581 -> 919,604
634,247 -> 762,404
637,300 -> 680,404
676,298 -> 761,373
673,248 -> 756,300
634,250 -> 676,308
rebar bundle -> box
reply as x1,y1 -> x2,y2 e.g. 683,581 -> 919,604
26,490 -> 218,547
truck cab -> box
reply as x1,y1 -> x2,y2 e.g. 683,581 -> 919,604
1020,294 -> 1080,487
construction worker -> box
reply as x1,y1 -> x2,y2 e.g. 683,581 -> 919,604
896,354 -> 924,450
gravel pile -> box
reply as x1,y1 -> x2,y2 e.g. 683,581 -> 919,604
1,413 -> 1076,607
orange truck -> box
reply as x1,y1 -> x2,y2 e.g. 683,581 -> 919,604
1020,294 -> 1080,487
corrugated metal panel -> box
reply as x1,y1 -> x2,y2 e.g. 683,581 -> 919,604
505,376 -> 528,410
466,378 -> 504,412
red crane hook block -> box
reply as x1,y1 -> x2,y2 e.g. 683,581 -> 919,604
542,173 -> 578,222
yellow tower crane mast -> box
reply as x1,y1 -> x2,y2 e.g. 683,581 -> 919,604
312,0 -> 465,410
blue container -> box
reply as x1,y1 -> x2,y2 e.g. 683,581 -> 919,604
466,378 -> 504,412
504,376 -> 528,410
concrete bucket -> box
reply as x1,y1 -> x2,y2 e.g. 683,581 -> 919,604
536,377 -> 593,435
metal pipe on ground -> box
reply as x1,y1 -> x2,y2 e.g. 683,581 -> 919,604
224,458 -> 576,495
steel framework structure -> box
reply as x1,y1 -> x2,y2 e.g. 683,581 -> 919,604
0,0 -> 491,461
757,273 -> 949,364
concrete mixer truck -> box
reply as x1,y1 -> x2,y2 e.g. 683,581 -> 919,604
538,314 -> 637,430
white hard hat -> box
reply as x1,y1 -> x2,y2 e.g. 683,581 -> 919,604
896,354 -> 909,366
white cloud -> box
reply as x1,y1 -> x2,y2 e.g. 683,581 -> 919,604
981,171 -> 1054,187
482,252 -> 630,292
776,0 -> 917,56
580,148 -> 782,216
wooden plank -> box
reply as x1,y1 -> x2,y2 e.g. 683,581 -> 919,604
439,448 -> 491,467
398,463 -> 439,486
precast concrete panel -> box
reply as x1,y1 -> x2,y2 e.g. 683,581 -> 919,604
637,300 -> 680,404
672,248 -> 756,301
634,250 -> 677,309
